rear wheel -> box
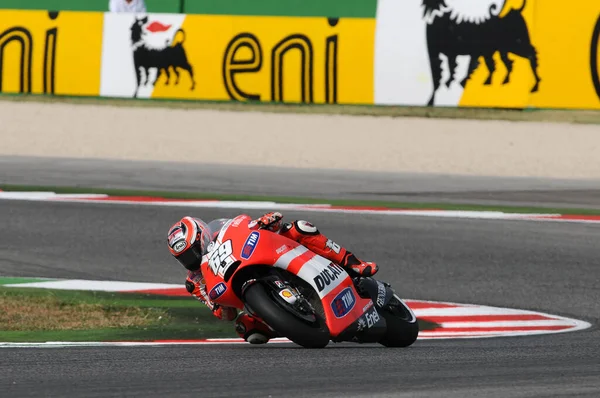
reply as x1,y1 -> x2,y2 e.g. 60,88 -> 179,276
379,295 -> 419,347
243,282 -> 330,348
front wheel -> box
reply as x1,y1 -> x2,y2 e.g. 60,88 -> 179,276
378,295 -> 419,347
243,283 -> 330,348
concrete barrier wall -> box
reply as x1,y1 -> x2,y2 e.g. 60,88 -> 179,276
0,1 -> 599,109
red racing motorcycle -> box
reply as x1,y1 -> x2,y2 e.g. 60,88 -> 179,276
200,215 -> 419,348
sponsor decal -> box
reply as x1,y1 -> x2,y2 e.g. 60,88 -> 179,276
248,220 -> 258,229
276,245 -> 289,255
363,301 -> 374,313
331,287 -> 356,318
231,216 -> 246,227
209,282 -> 227,300
357,317 -> 367,332
274,280 -> 285,289
376,281 -> 386,307
0,10 -> 102,96
278,289 -> 297,304
173,240 -> 187,253
100,13 -> 374,104
128,16 -> 195,98
313,263 -> 345,292
365,307 -> 381,328
421,0 -> 540,106
240,231 -> 260,260
375,0 -> 600,110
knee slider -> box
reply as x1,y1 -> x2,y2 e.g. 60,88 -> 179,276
185,280 -> 195,294
294,220 -> 319,235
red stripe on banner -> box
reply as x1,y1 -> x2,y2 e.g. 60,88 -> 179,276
428,325 -> 572,333
420,314 -> 556,323
287,250 -> 317,275
404,301 -> 459,309
124,287 -> 189,296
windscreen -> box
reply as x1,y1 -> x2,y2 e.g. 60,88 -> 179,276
204,218 -> 232,251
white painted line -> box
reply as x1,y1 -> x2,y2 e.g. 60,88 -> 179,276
3,191 -> 600,225
413,306 -> 548,317
436,320 -> 574,328
4,280 -> 181,292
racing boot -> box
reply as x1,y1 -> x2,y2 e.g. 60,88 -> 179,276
280,220 -> 378,278
235,312 -> 279,344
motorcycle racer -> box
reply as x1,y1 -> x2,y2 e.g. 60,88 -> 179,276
167,212 -> 378,344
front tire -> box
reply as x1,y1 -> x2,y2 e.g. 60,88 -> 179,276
243,283 -> 330,348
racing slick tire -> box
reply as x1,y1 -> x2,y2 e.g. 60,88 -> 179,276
243,283 -> 330,348
378,296 -> 419,347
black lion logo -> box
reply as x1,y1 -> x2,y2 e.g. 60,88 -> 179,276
423,0 -> 541,106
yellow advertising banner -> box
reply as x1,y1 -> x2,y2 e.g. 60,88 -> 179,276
0,10 -> 103,96
2,6 -> 598,109
457,0 -> 600,109
528,2 -> 600,109
100,13 -> 375,104
375,0 -> 600,109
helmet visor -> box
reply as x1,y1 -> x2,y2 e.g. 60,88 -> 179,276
176,245 -> 204,271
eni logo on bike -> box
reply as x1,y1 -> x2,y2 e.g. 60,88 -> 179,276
241,232 -> 260,260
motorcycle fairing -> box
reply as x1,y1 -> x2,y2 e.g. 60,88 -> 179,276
201,215 -> 376,337
270,245 -> 375,337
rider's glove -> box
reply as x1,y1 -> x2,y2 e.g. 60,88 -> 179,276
252,212 -> 283,231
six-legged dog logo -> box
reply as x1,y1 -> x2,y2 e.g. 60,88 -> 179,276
130,16 -> 196,98
422,0 -> 541,106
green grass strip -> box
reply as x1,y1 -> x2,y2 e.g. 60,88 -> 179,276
2,184 -> 600,216
0,287 -> 237,342
0,277 -> 54,285
0,287 -> 437,342
183,0 -> 377,18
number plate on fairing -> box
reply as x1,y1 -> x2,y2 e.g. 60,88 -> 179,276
208,240 -> 236,277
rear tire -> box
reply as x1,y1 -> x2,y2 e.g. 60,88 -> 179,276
244,283 -> 330,348
379,297 -> 419,347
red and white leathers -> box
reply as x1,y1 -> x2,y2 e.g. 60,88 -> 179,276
184,212 -> 378,343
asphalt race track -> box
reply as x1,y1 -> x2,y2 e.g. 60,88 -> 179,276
3,155 -> 600,208
1,199 -> 599,397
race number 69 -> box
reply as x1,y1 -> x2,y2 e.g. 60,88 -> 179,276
208,240 -> 234,275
